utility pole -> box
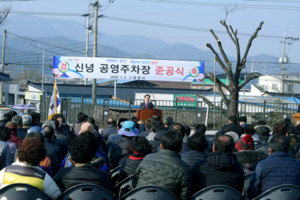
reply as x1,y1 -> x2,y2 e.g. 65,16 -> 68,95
92,0 -> 99,105
213,55 -> 216,130
251,57 -> 254,73
84,5 -> 91,85
42,49 -> 45,97
0,30 -> 6,105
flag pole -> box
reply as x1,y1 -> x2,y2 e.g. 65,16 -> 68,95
55,79 -> 57,114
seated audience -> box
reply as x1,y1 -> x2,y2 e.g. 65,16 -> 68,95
239,116 -> 247,128
87,117 -> 99,132
254,120 -> 271,140
225,131 -> 240,144
12,115 -> 27,140
183,125 -> 191,144
192,135 -> 244,194
72,112 -> 87,135
108,121 -> 139,168
22,115 -> 32,132
43,125 -> 63,164
241,124 -> 259,142
133,130 -> 192,200
5,122 -> 23,147
101,118 -> 117,141
137,120 -> 146,132
168,123 -> 189,154
53,135 -> 111,192
235,125 -> 268,174
140,118 -> 153,137
152,114 -> 160,121
24,132 -> 55,177
0,126 -> 17,160
216,116 -> 244,137
247,135 -> 300,199
284,118 -> 297,135
118,136 -> 152,182
181,133 -> 207,167
164,117 -> 174,128
146,120 -> 161,141
0,138 -> 61,199
194,124 -> 213,153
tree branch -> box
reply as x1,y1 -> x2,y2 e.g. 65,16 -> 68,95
220,20 -> 236,44
206,72 -> 229,91
205,43 -> 227,72
0,5 -> 11,25
209,29 -> 230,64
241,21 -> 264,66
238,73 -> 260,90
205,73 -> 230,106
195,92 -> 228,115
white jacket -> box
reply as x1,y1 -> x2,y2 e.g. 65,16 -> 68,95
0,161 -> 61,199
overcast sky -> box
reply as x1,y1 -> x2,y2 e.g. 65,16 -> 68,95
4,0 -> 300,66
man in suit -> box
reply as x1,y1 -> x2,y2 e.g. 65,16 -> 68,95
140,94 -> 154,110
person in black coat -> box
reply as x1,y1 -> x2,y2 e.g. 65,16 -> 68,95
181,133 -> 207,167
192,135 -> 244,194
140,94 -> 154,110
118,136 -> 152,182
101,118 -> 117,141
215,115 -> 244,137
54,135 -> 111,192
133,130 -> 192,200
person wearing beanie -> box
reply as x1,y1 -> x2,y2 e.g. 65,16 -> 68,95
235,134 -> 254,151
22,115 -> 32,130
12,115 -> 27,140
5,122 -> 23,148
235,131 -> 267,174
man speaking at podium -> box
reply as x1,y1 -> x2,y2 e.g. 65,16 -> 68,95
140,94 -> 154,110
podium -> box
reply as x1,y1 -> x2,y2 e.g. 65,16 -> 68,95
292,113 -> 300,127
136,109 -> 162,122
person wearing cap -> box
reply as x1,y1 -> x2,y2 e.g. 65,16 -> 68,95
140,94 -> 153,110
108,121 -> 139,169
12,115 -> 27,140
5,122 -> 23,148
215,115 -> 244,137
235,131 -> 267,174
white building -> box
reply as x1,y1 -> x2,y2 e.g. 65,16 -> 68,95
258,75 -> 300,93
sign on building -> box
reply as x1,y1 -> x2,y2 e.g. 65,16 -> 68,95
53,57 -> 204,82
25,92 -> 41,101
174,94 -> 197,107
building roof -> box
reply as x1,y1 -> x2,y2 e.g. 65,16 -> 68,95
95,79 -> 159,87
263,91 -> 300,99
252,84 -> 265,93
213,72 -> 261,79
0,72 -> 12,82
28,81 -> 215,100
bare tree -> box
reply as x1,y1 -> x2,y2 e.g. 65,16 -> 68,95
0,5 -> 11,25
196,20 -> 264,116
222,3 -> 245,22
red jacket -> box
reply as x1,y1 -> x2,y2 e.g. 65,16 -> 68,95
9,130 -> 23,147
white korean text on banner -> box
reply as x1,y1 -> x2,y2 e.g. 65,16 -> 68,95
53,57 -> 204,82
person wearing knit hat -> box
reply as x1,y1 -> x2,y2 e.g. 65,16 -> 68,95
235,134 -> 254,151
5,122 -> 23,148
235,133 -> 268,174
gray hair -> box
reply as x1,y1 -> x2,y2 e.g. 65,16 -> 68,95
12,115 -> 22,126
42,120 -> 56,130
225,131 -> 240,144
22,115 -> 32,126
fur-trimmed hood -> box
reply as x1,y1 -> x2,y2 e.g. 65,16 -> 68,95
235,150 -> 268,164
235,150 -> 268,173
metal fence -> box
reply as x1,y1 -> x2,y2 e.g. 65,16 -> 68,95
39,96 -> 298,130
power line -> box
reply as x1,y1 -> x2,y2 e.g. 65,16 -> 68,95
141,0 -> 300,10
